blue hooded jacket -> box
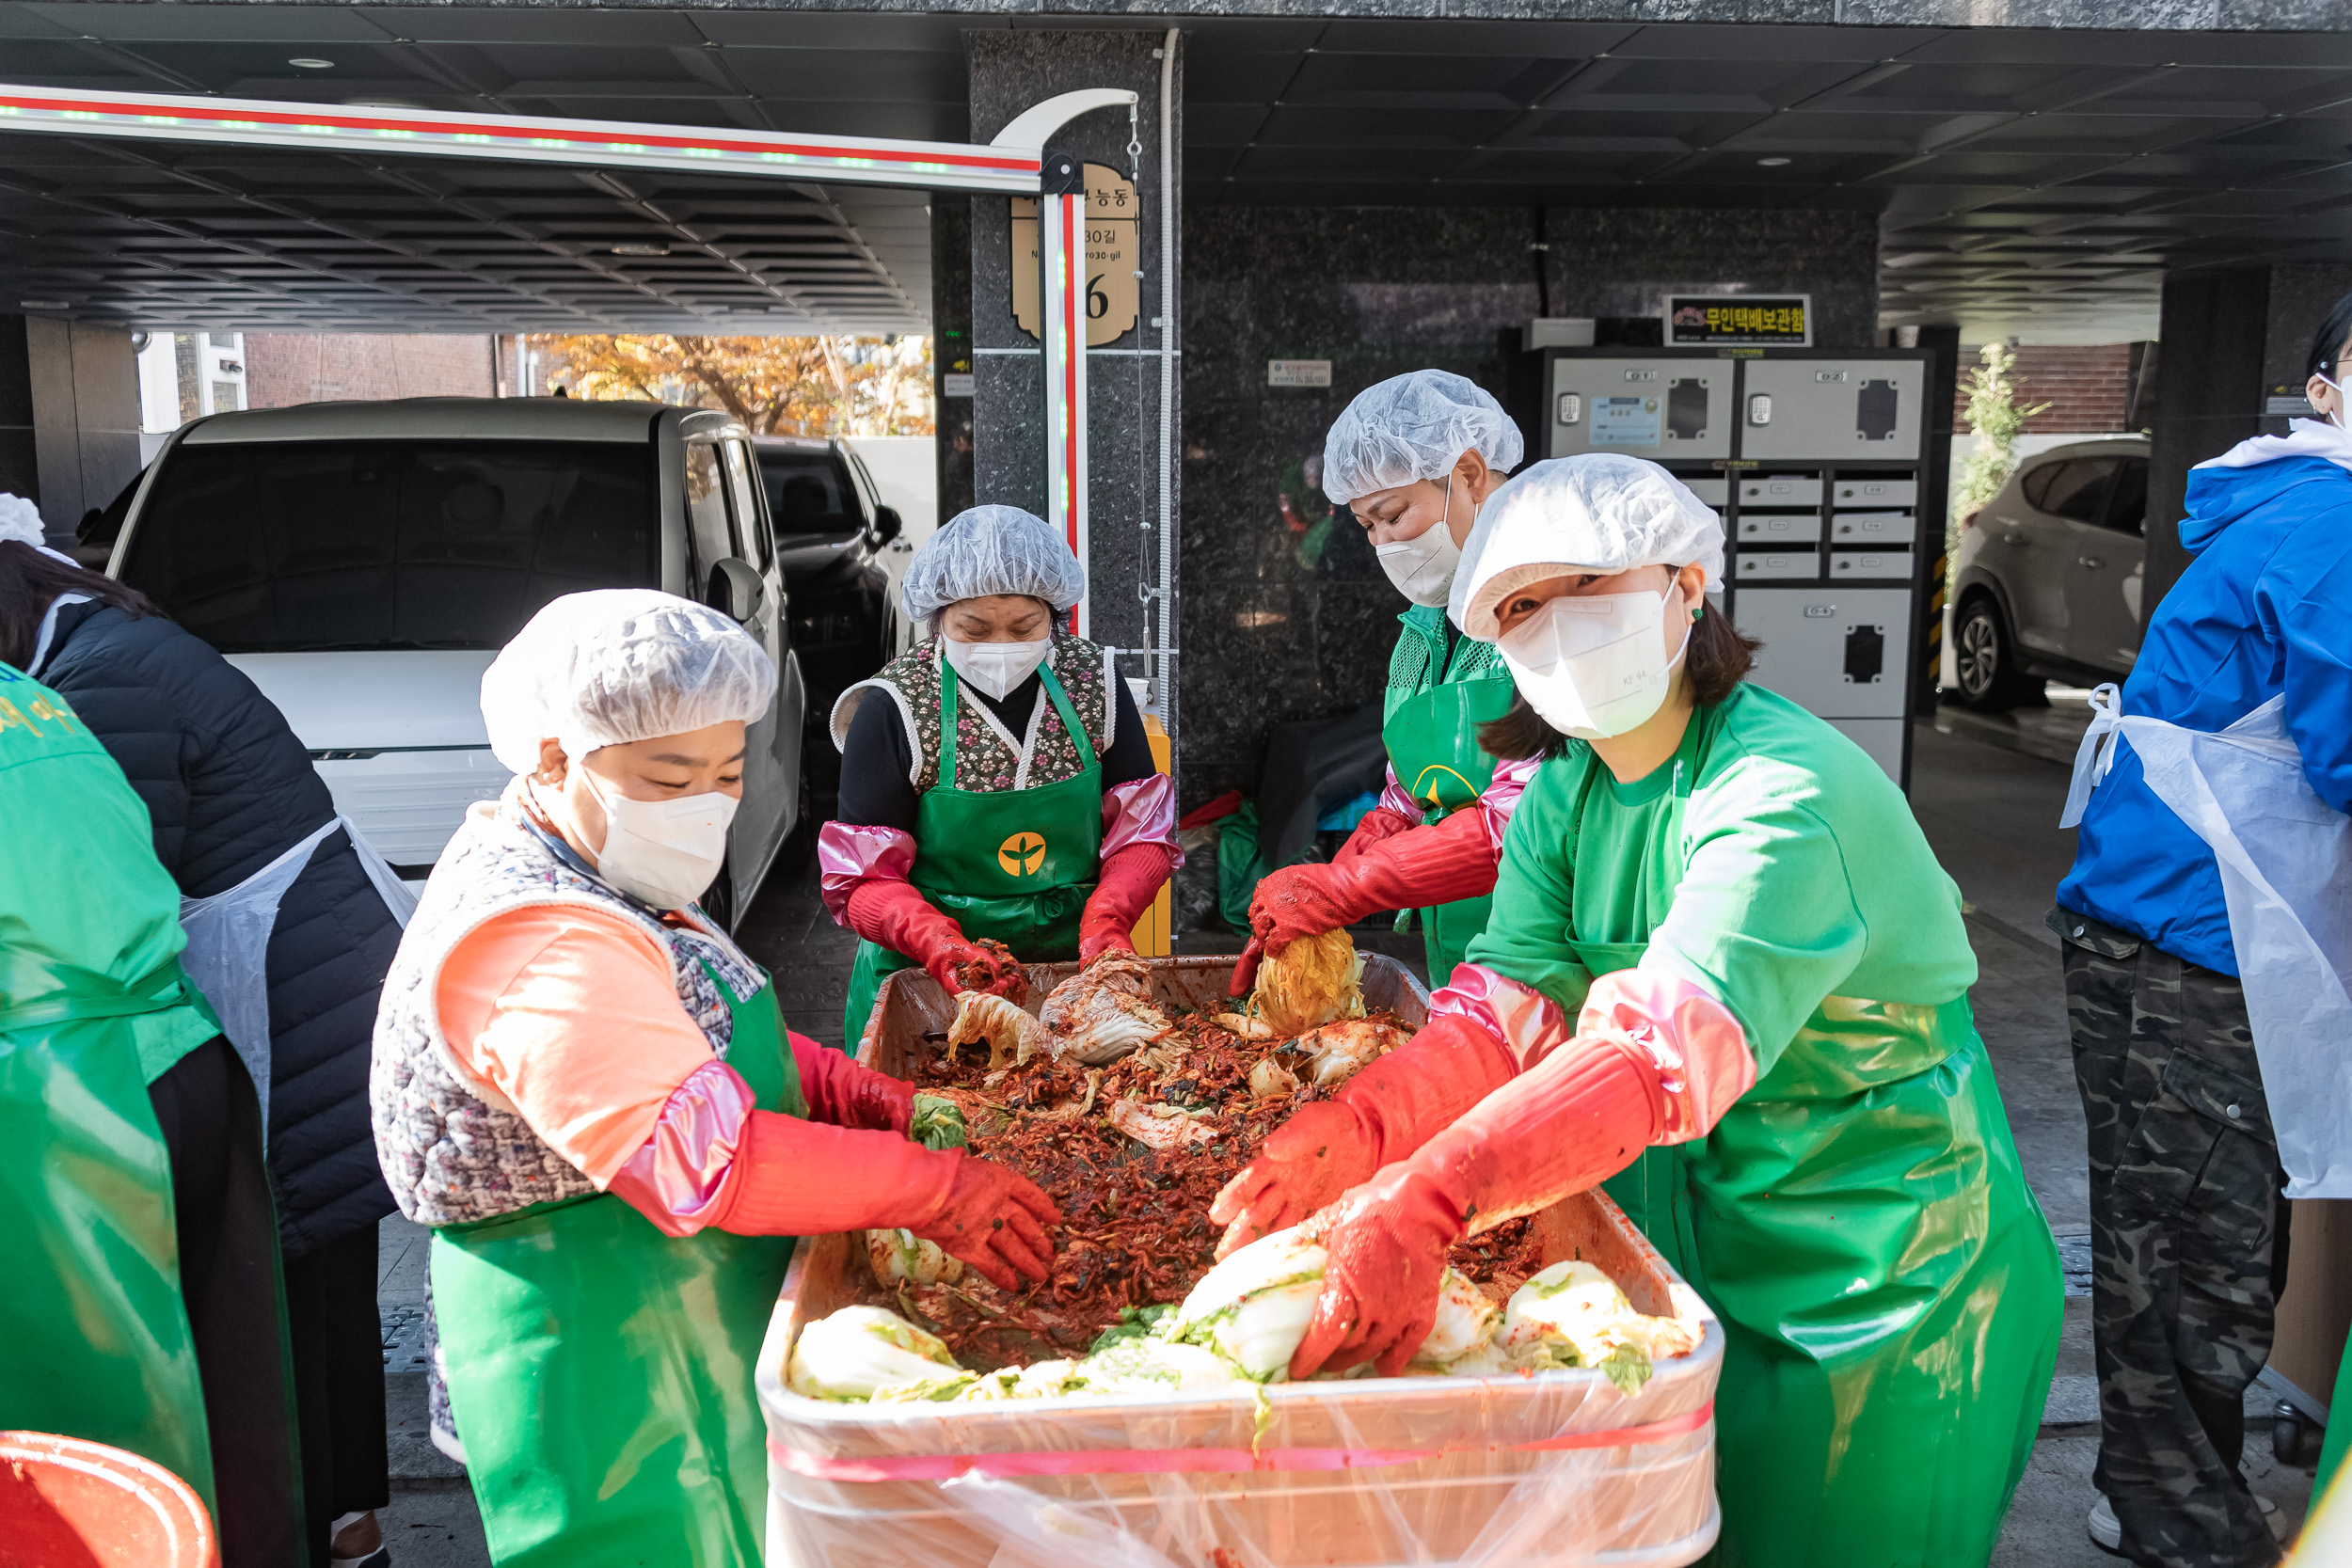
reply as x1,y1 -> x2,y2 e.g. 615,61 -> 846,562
2057,438 -> 2352,974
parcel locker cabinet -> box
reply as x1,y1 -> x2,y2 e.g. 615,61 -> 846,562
1549,355 -> 1734,462
1740,358 -> 1927,462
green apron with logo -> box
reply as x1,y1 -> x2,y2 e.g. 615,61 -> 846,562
0,958 -> 219,1508
842,659 -> 1104,1043
1380,675 -> 1517,990
431,956 -> 806,1568
1502,755 -> 2058,1568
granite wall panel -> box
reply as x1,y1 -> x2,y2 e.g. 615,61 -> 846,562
1177,203 -> 1878,810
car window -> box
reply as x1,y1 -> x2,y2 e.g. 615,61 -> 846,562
2097,458 -> 2148,537
756,447 -> 861,535
685,441 -> 732,576
2033,459 -> 2120,524
721,439 -> 768,569
119,439 -> 656,652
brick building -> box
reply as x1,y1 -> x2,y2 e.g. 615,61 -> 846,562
244,332 -> 497,408
1952,342 -> 2151,436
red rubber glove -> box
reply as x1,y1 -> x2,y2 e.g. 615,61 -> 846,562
1329,803 -> 1422,868
713,1114 -> 1060,1291
1209,1010 -> 1517,1256
1078,841 -> 1178,960
1286,1025 -> 1670,1379
1228,807 -> 1502,995
789,1031 -> 913,1132
844,877 -> 1017,996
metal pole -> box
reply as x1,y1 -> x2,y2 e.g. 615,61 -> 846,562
1039,148 -> 1088,637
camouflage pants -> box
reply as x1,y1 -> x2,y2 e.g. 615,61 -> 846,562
2058,912 -> 2285,1568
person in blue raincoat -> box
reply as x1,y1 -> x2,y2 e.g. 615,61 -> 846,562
2055,291 -> 2352,1568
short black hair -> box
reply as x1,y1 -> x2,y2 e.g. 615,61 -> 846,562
2307,291 -> 2352,382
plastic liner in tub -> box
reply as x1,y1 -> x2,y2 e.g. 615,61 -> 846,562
760,955 -> 1723,1568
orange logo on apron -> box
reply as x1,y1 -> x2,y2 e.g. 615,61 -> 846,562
998,832 -> 1049,877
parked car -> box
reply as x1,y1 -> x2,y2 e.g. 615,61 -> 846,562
1947,436 -> 2150,711
101,396 -> 807,929
750,436 -> 902,816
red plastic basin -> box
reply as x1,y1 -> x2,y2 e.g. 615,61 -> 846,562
0,1432 -> 217,1568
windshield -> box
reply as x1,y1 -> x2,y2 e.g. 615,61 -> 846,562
119,439 -> 659,653
755,447 -> 864,536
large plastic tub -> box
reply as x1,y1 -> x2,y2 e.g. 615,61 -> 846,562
760,956 -> 1722,1568
0,1431 -> 218,1568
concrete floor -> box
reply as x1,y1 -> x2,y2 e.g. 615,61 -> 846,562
377,701 -> 2325,1564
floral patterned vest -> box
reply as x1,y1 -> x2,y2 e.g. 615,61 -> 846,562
830,635 -> 1116,795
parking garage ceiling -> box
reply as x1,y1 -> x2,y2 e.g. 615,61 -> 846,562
1,5 -> 2349,341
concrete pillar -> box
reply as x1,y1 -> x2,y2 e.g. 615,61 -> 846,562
965,30 -> 1181,721
6,316 -> 144,544
2145,269 -> 2270,610
931,194 -> 977,522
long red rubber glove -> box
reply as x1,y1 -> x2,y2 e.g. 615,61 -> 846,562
1329,803 -> 1421,867
1287,1026 -> 1668,1379
1077,841 -> 1179,960
789,1030 -> 913,1132
1208,1010 -> 1518,1256
711,1114 -> 1060,1291
844,877 -> 1024,996
1228,806 -> 1500,996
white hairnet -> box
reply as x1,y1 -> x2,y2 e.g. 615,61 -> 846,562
1449,455 -> 1725,641
1321,371 -> 1525,507
480,590 -> 777,771
901,505 -> 1086,625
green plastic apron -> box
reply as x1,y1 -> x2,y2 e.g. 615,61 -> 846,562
1380,674 -> 1517,989
0,958 -> 217,1508
432,956 -> 806,1568
842,659 -> 1104,1041
1574,950 -> 2056,1565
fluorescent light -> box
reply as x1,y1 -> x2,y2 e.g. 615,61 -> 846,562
19,299 -> 69,309
288,58 -> 334,70
1756,156 -> 1792,166
610,242 -> 670,257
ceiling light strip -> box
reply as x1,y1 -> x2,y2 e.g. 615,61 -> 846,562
0,83 -> 1042,193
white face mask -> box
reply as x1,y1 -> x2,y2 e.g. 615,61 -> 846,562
580,770 -> 738,911
1375,472 -> 1463,608
1497,585 -> 1692,741
944,635 -> 1050,701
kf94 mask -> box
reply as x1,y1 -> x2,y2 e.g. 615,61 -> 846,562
1374,472 -> 1464,608
945,636 -> 1051,701
1497,586 -> 1691,741
584,773 -> 739,911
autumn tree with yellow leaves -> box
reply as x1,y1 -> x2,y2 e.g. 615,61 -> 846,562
531,333 -> 933,436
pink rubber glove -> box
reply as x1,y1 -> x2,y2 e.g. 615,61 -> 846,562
1209,1010 -> 1518,1256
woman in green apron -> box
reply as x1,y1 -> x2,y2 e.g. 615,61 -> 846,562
821,506 -> 1181,1042
0,650 -> 306,1565
372,591 -> 1058,1567
1213,456 -> 2063,1568
1233,371 -> 1528,997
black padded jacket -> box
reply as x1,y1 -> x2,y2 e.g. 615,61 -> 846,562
40,601 -> 400,1259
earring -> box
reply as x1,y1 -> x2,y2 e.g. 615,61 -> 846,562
1691,606 -> 1704,622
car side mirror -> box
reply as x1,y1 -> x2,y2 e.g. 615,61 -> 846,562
872,504 -> 903,546
709,557 -> 765,624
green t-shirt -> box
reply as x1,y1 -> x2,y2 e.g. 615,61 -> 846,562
1383,604 -> 1508,726
1466,683 -> 1976,1077
0,664 -> 217,1083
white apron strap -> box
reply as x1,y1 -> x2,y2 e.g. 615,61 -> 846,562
340,815 -> 419,927
2059,683 -> 2128,830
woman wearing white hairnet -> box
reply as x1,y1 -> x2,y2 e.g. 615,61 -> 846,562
820,505 -> 1179,1042
370,590 -> 1057,1567
1214,457 -> 2062,1568
1232,370 -> 1527,996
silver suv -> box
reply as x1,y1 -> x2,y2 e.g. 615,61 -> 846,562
104,396 -> 806,928
1947,436 -> 2149,710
